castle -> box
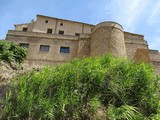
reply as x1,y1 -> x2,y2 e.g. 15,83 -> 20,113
6,15 -> 160,74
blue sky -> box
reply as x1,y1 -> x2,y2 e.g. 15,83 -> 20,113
0,0 -> 160,50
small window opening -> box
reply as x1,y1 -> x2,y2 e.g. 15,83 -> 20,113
75,33 -> 80,36
39,45 -> 50,52
45,20 -> 48,23
60,23 -> 63,26
23,27 -> 28,32
59,30 -> 64,35
47,29 -> 53,34
60,46 -> 70,53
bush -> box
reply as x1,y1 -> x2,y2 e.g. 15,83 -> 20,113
0,40 -> 27,63
1,54 -> 160,119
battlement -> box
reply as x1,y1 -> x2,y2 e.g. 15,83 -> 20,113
92,21 -> 123,33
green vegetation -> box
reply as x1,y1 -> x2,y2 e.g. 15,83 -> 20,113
1,54 -> 160,119
0,40 -> 27,63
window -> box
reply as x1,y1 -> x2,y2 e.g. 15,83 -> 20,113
20,43 -> 29,48
45,20 -> 48,23
39,45 -> 50,52
47,29 -> 52,34
59,30 -> 64,35
75,33 -> 80,36
22,27 -> 28,32
60,46 -> 70,53
60,23 -> 63,26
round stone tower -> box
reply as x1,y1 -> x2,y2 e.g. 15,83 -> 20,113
90,22 -> 126,57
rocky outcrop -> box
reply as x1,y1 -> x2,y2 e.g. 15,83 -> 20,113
0,61 -> 17,84
0,61 -> 41,99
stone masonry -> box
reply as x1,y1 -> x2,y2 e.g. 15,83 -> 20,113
5,15 -> 160,74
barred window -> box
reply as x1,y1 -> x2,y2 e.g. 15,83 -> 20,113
60,46 -> 70,53
39,45 -> 50,52
47,29 -> 52,34
23,27 -> 28,32
59,30 -> 64,35
20,43 -> 29,48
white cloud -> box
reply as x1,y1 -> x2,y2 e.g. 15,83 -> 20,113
107,0 -> 151,32
147,1 -> 160,25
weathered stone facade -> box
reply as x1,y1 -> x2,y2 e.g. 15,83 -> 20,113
6,15 -> 160,74
91,22 -> 126,57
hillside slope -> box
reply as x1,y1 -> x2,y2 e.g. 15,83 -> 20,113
1,54 -> 160,119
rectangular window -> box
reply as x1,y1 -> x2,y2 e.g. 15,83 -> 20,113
20,43 -> 29,48
47,29 -> 53,34
60,23 -> 63,26
39,45 -> 50,52
45,20 -> 48,23
60,46 -> 70,53
75,33 -> 80,36
23,27 -> 28,32
59,30 -> 64,35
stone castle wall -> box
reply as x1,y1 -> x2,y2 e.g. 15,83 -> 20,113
90,22 -> 126,57
15,15 -> 94,36
6,15 -> 160,73
149,50 -> 160,62
6,30 -> 80,66
77,36 -> 90,57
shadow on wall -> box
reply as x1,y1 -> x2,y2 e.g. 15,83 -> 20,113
133,48 -> 150,63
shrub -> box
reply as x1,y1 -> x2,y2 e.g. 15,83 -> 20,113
107,104 -> 145,120
1,54 -> 159,119
0,40 -> 27,63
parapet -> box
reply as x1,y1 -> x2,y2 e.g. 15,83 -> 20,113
124,32 -> 144,40
92,21 -> 123,33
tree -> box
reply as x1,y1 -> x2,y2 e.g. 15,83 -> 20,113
0,40 -> 27,63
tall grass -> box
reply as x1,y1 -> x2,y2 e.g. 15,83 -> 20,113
1,54 -> 160,119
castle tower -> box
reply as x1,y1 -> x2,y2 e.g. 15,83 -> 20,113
90,22 -> 126,57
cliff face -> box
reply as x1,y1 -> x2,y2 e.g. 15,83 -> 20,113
0,61 -> 40,99
0,61 -> 16,84
0,61 -> 17,105
0,61 -> 15,117
0,61 -> 39,119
